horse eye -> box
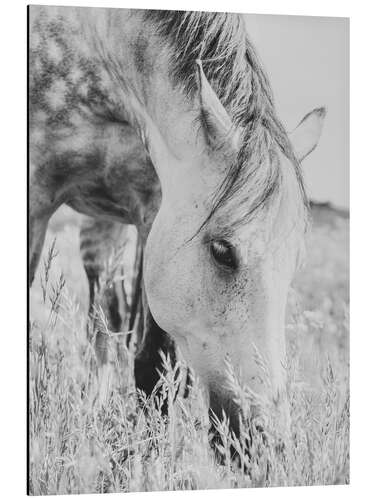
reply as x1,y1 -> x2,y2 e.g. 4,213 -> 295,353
210,239 -> 238,270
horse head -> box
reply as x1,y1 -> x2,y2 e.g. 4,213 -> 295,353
140,48 -> 326,437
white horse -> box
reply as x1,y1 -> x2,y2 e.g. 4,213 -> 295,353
29,6 -> 325,438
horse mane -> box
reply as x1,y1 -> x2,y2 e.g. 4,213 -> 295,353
144,10 -> 308,232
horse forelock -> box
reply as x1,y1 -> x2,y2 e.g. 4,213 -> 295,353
144,10 -> 308,236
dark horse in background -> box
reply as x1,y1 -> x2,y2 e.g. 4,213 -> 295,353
29,7 -> 325,438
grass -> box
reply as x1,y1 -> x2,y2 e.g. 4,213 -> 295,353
28,205 -> 349,494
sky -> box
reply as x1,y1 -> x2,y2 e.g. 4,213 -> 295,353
244,14 -> 349,209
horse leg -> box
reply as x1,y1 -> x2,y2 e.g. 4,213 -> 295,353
133,287 -> 195,417
29,215 -> 49,286
134,299 -> 175,392
134,298 -> 178,411
79,217 -> 129,403
29,181 -> 59,285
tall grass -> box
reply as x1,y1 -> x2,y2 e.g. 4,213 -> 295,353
28,207 -> 349,494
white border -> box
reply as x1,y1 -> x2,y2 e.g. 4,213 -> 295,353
1,0 -> 374,498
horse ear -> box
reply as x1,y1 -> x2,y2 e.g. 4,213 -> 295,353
290,107 -> 327,162
196,60 -> 240,150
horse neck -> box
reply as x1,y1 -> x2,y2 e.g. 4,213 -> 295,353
89,10 -> 200,164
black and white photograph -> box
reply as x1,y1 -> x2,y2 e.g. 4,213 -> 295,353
27,4 -> 349,495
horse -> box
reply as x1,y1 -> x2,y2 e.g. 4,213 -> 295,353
29,6 -> 326,439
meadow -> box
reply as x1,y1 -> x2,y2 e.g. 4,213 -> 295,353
28,203 -> 349,494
